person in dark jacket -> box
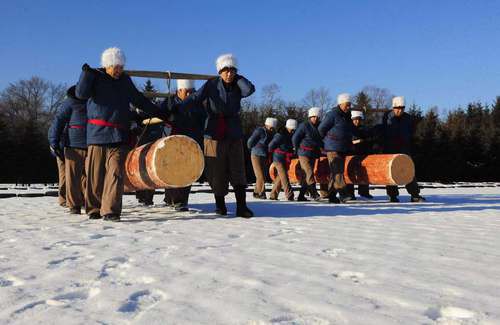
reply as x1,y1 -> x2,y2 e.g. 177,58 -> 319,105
172,54 -> 255,218
269,119 -> 297,201
162,79 -> 206,211
292,107 -> 323,201
48,85 -> 88,214
48,123 -> 67,207
76,47 -> 165,221
345,110 -> 374,200
381,96 -> 425,203
318,93 -> 354,203
247,117 -> 277,199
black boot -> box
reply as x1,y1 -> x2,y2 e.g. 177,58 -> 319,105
234,186 -> 254,218
103,214 -> 120,222
88,212 -> 102,220
215,195 -> 227,215
308,184 -> 321,201
297,187 -> 309,201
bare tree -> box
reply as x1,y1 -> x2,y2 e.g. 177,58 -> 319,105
361,85 -> 393,109
303,87 -> 332,111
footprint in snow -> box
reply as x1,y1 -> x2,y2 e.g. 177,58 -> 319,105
89,233 -> 115,240
332,271 -> 366,284
425,306 -> 477,322
48,255 -> 79,268
99,257 -> 130,278
118,289 -> 167,316
228,233 -> 244,239
322,248 -> 346,257
0,275 -> 25,287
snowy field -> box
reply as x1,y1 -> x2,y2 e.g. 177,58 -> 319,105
1,185 -> 500,325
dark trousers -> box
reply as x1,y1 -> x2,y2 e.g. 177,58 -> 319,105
204,138 -> 247,197
165,186 -> 191,205
64,147 -> 87,209
345,184 -> 370,197
386,179 -> 420,198
85,144 -> 128,216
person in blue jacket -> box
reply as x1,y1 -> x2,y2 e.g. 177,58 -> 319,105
75,47 -> 166,222
48,85 -> 87,214
172,54 -> 255,218
161,79 -> 207,211
247,117 -> 277,199
269,119 -> 297,201
318,93 -> 354,203
381,96 -> 425,203
292,107 -> 323,201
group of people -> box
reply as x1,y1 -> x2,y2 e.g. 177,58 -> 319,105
49,48 -> 255,221
48,47 -> 424,222
247,95 -> 426,204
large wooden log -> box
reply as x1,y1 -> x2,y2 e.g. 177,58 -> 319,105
124,135 -> 204,192
269,154 -> 415,186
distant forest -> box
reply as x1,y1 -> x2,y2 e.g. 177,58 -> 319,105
0,77 -> 499,184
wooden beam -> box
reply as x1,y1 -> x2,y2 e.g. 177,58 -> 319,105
126,70 -> 216,80
143,91 -> 174,98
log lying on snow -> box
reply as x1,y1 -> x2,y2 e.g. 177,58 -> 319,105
124,135 -> 204,192
269,154 -> 415,186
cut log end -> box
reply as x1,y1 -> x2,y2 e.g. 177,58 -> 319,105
389,154 -> 415,185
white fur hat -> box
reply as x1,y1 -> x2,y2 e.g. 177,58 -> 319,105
286,119 -> 297,130
308,107 -> 322,118
337,93 -> 351,105
351,110 -> 364,119
177,79 -> 195,90
216,53 -> 238,72
265,117 -> 278,128
101,47 -> 126,68
392,96 -> 405,108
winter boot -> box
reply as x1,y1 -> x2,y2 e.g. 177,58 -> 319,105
297,187 -> 309,201
215,195 -> 227,215
88,213 -> 102,220
411,195 -> 426,203
103,214 -> 120,222
308,184 -> 321,201
69,207 -> 81,214
328,193 -> 340,204
389,196 -> 400,203
234,186 -> 254,218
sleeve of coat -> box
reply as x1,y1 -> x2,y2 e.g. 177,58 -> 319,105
75,69 -> 96,100
127,77 -> 162,118
247,128 -> 261,149
268,133 -> 281,153
292,125 -> 304,150
236,75 -> 256,98
47,101 -> 72,148
318,112 -> 334,138
175,81 -> 210,111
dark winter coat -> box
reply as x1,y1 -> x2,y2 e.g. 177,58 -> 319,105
247,126 -> 274,157
292,120 -> 323,158
48,86 -> 87,149
268,130 -> 294,164
318,106 -> 353,153
160,96 -> 207,147
352,125 -> 375,155
174,75 -> 255,140
76,67 -> 161,145
380,111 -> 413,154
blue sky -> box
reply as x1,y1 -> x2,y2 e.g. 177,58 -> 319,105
1,0 -> 499,111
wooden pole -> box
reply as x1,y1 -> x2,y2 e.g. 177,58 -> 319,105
125,70 -> 217,80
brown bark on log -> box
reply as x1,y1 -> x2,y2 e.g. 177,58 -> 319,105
124,135 -> 204,192
269,154 -> 415,186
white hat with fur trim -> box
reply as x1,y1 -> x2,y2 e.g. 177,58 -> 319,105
351,111 -> 364,119
308,107 -> 322,118
337,93 -> 351,105
216,53 -> 238,73
177,79 -> 195,90
265,117 -> 278,128
392,96 -> 405,108
286,119 -> 297,130
101,47 -> 126,68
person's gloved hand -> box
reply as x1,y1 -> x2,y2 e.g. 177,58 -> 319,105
50,146 -> 64,161
82,63 -> 98,75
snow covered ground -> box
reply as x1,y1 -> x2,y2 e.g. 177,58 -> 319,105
1,185 -> 500,324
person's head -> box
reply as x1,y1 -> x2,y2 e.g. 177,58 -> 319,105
392,96 -> 405,117
285,119 -> 297,134
216,53 -> 238,84
308,107 -> 322,125
101,47 -> 126,79
264,117 -> 278,132
176,79 -> 195,100
337,93 -> 351,112
351,110 -> 364,127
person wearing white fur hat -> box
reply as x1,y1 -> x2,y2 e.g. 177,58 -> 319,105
159,79 -> 207,211
268,119 -> 297,200
247,117 -> 278,199
380,96 -> 425,203
173,53 -> 255,218
292,107 -> 324,201
318,93 -> 354,203
76,47 -> 166,221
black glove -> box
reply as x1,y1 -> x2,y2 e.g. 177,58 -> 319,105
82,63 -> 98,75
50,146 -> 64,161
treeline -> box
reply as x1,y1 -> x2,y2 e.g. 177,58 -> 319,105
0,77 -> 499,184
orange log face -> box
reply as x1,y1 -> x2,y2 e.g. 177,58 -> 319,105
124,135 -> 204,192
269,154 -> 414,186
